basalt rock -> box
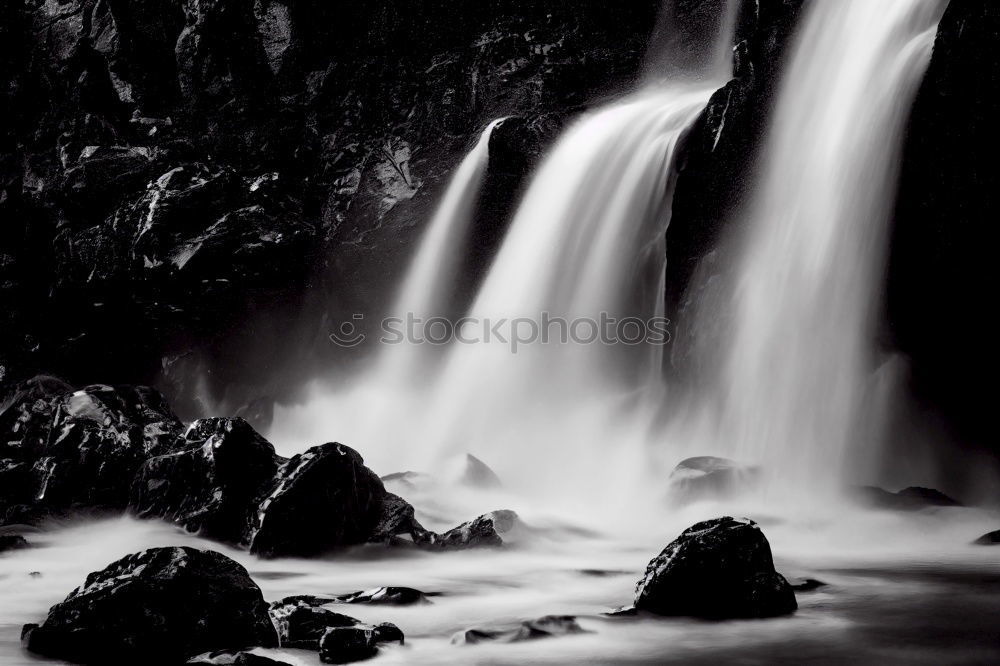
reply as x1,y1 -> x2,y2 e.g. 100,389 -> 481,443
188,651 -> 292,666
0,377 -> 183,515
130,417 -> 280,543
367,491 -> 431,546
634,516 -> 797,619
249,442 -> 387,558
319,622 -> 403,664
22,546 -> 277,664
269,599 -> 359,650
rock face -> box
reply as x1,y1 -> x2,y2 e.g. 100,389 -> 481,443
665,0 -> 805,363
130,417 -> 280,543
886,0 -> 1000,459
22,547 -> 277,664
1,0 -> 663,406
634,517 -> 797,619
1,376 -> 183,518
668,456 -> 759,502
249,443 -> 387,557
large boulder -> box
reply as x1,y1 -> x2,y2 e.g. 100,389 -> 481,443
634,517 -> 796,618
130,417 -> 280,543
973,530 -> 1000,546
422,510 -> 522,549
269,598 -> 359,650
852,485 -> 963,511
249,443 -> 387,557
0,377 -> 183,515
22,546 -> 277,664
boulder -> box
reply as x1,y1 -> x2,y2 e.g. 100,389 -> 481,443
451,615 -> 585,645
367,492 -> 432,546
423,510 -> 522,549
667,456 -> 759,501
973,530 -> 1000,546
335,587 -> 432,606
249,443 -> 387,557
318,623 -> 405,664
1,378 -> 183,514
22,546 -> 277,664
634,517 -> 797,618
130,417 -> 280,543
269,599 -> 358,650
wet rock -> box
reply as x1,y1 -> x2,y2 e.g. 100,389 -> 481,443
368,492 -> 432,546
451,615 -> 585,645
188,651 -> 291,666
667,456 -> 759,502
853,485 -> 963,511
269,599 -> 358,650
460,453 -> 502,489
634,516 -> 797,619
0,378 -> 184,514
130,417 -> 280,543
22,546 -> 277,664
973,530 -> 1000,546
318,622 -> 404,664
0,534 -> 29,553
336,587 -> 432,606
249,443 -> 387,557
423,510 -> 522,549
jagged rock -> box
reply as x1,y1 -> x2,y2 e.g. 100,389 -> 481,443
0,534 -> 29,553
269,600 -> 358,650
0,378 -> 183,514
249,443 -> 387,557
336,587 -> 432,606
460,453 -> 502,489
424,510 -> 521,549
188,651 -> 291,666
668,456 -> 759,501
318,622 -> 405,665
451,615 -> 585,645
973,530 -> 1000,546
22,547 -> 277,664
367,492 -> 430,546
634,516 -> 797,619
853,485 -> 963,511
130,417 -> 280,543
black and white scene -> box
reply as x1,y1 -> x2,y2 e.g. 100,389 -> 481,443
1,0 -> 998,664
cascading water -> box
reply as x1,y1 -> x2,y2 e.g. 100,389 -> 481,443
680,0 -> 949,498
270,2 -> 738,507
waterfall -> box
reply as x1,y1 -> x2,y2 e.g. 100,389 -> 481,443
269,2 -> 737,501
692,0 -> 948,496
379,118 -> 507,380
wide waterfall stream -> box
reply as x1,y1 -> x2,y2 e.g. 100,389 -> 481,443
2,1 -> 999,664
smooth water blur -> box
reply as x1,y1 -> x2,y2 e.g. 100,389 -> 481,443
2,501 -> 999,665
680,0 -> 949,500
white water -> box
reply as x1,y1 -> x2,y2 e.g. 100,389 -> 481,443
675,0 -> 949,500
